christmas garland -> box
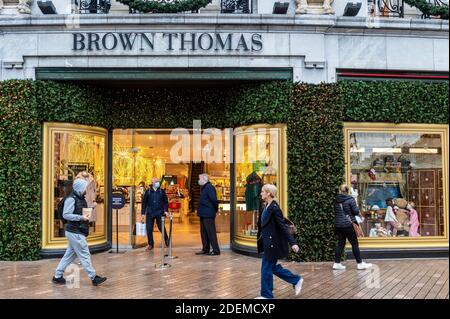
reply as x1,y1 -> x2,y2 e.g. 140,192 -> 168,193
404,0 -> 449,19
118,0 -> 211,13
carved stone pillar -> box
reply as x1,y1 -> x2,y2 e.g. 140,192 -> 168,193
201,0 -> 221,13
295,0 -> 334,15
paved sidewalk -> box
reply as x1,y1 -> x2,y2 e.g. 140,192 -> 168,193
0,248 -> 448,299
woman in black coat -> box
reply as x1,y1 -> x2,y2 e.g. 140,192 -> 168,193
255,184 -> 304,299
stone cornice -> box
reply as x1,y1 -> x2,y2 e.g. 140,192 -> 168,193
0,14 -> 448,35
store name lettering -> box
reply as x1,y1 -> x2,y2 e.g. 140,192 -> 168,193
72,32 -> 263,52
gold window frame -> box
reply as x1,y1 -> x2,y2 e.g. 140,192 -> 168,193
344,123 -> 449,248
42,122 -> 109,249
233,124 -> 288,248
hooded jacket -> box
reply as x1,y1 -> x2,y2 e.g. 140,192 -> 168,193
333,193 -> 359,228
64,179 -> 90,236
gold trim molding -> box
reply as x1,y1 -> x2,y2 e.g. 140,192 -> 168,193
233,124 -> 288,246
42,122 -> 109,250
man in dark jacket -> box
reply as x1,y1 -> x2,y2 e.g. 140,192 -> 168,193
141,177 -> 169,250
196,174 -> 220,256
333,184 -> 372,270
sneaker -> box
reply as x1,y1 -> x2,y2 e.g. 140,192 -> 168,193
92,275 -> 107,286
195,251 -> 209,255
294,277 -> 304,296
333,263 -> 346,270
52,276 -> 66,285
357,262 -> 373,270
254,296 -> 268,299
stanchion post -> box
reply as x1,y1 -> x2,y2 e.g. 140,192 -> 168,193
116,209 -> 119,254
155,215 -> 171,270
167,213 -> 178,259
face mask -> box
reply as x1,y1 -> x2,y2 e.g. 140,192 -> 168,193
198,180 -> 205,186
154,182 -> 160,189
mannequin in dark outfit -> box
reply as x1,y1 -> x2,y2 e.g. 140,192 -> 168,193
245,172 -> 263,231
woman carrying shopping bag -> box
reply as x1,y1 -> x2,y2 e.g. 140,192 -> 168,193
255,184 -> 303,299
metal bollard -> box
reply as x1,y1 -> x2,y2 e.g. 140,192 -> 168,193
155,215 -> 171,270
166,213 -> 178,259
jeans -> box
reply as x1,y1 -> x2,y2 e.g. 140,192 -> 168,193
146,215 -> 169,247
334,226 -> 362,264
260,255 -> 301,299
54,231 -> 96,280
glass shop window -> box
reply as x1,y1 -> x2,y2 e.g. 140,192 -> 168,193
348,130 -> 446,239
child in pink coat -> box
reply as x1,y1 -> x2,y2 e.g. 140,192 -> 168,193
407,203 -> 420,237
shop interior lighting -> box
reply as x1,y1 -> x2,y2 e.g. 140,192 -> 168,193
409,148 -> 439,154
372,148 -> 402,153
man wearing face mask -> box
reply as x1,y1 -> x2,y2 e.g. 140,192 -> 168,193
196,174 -> 220,256
141,177 -> 169,251
52,178 -> 107,286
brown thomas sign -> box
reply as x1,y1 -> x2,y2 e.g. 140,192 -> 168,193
72,32 -> 264,52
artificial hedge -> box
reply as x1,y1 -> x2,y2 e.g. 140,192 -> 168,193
0,80 -> 448,261
0,81 -> 41,260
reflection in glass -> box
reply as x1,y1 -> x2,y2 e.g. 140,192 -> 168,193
349,132 -> 444,238
234,127 -> 280,244
53,132 -> 105,239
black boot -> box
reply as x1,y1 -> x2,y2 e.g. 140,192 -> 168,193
92,275 -> 107,286
52,276 -> 66,285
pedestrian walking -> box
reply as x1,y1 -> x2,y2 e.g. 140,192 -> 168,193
141,177 -> 170,250
333,184 -> 373,270
52,178 -> 107,286
255,184 -> 303,299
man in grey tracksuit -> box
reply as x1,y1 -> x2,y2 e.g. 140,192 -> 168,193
52,178 -> 107,286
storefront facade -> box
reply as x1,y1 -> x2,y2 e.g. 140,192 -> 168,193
0,0 -> 449,260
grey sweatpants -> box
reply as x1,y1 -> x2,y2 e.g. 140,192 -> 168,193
54,231 -> 96,280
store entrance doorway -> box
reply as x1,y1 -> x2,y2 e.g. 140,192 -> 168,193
112,129 -> 231,250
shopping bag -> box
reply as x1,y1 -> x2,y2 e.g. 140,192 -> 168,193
135,222 -> 147,236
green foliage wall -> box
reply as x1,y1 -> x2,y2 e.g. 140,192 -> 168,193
0,79 -> 448,261
288,84 -> 345,261
0,81 -> 41,260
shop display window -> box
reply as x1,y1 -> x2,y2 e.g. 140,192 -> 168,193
233,125 -> 287,247
42,123 -> 108,249
345,124 -> 448,244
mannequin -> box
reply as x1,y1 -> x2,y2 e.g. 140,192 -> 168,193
245,171 -> 263,232
406,202 -> 420,237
